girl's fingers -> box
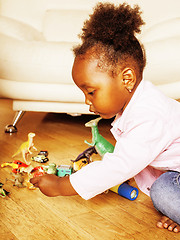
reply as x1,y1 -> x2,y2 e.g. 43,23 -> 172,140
30,176 -> 40,185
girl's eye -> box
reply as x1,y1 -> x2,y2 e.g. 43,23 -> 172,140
88,90 -> 95,96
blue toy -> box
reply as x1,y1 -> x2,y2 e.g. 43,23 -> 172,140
110,182 -> 139,201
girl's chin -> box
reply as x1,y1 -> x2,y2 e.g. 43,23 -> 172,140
97,113 -> 115,119
90,109 -> 115,119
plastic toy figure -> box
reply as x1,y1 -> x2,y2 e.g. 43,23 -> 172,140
72,159 -> 89,172
0,182 -> 10,198
1,160 -> 29,173
19,165 -> 34,175
110,182 -> 139,201
84,117 -> 139,201
12,132 -> 37,164
71,146 -> 97,164
31,154 -> 49,163
31,166 -> 45,178
57,165 -> 73,177
71,146 -> 98,171
85,117 -> 114,157
38,150 -> 48,157
6,170 -> 25,188
44,163 -> 57,175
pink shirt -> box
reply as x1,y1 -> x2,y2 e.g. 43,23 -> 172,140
70,80 -> 180,200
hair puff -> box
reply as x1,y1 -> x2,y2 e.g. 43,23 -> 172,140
80,2 -> 145,51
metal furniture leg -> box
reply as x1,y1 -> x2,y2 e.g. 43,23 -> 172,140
5,110 -> 26,133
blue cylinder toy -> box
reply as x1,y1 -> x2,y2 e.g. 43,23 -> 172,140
110,182 -> 139,201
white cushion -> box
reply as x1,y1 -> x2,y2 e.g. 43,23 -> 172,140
0,16 -> 44,41
141,18 -> 180,43
43,9 -> 91,42
0,34 -> 76,84
144,37 -> 180,85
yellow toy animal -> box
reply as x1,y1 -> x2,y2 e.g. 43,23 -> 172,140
72,159 -> 89,172
12,132 -> 37,164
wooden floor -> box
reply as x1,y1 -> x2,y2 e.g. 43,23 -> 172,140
0,99 -> 178,240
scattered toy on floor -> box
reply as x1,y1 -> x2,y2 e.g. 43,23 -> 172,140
70,117 -> 114,171
71,146 -> 97,163
0,182 -> 10,198
57,165 -> 73,177
38,150 -> 48,157
85,117 -> 114,157
31,154 -> 49,163
110,182 -> 139,201
6,170 -> 25,188
19,165 -> 34,175
12,132 -> 37,164
1,136 -> 52,192
31,166 -> 45,178
71,159 -> 89,171
82,117 -> 139,201
1,160 -> 29,173
71,146 -> 97,171
44,163 -> 57,175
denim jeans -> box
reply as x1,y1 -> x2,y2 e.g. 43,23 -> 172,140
150,171 -> 180,225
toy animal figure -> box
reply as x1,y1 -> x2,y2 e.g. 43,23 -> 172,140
12,132 -> 37,164
19,165 -> 34,175
6,171 -> 25,188
44,163 -> 57,175
0,182 -> 10,198
71,146 -> 97,163
85,117 -> 114,157
76,117 -> 139,201
71,146 -> 98,171
72,159 -> 89,172
1,160 -> 29,173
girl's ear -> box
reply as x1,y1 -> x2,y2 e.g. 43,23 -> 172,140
122,68 -> 136,92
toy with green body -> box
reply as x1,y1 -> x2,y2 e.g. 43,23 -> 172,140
44,163 -> 57,175
85,117 -> 139,201
85,117 -> 114,157
0,182 -> 10,198
12,132 -> 37,164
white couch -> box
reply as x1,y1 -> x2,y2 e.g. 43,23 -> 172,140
0,0 -> 180,132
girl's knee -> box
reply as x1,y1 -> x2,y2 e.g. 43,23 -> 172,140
150,171 -> 176,207
150,171 -> 180,224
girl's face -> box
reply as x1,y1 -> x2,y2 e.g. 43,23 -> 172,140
72,56 -> 132,119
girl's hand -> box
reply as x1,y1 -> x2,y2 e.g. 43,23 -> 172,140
30,174 -> 61,197
30,174 -> 77,197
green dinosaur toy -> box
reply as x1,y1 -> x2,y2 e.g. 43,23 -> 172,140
84,117 -> 139,201
85,117 -> 114,157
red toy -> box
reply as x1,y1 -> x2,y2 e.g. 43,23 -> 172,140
1,160 -> 29,173
31,166 -> 45,178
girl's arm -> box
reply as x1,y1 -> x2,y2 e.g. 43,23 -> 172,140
30,174 -> 77,197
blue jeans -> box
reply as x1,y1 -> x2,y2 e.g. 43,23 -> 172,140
150,171 -> 180,225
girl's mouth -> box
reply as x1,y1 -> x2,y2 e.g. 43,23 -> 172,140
89,107 -> 98,115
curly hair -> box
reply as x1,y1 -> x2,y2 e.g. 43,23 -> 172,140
73,2 -> 146,76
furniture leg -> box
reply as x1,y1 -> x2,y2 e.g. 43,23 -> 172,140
5,110 -> 26,133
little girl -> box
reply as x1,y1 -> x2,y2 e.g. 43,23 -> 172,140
30,2 -> 180,233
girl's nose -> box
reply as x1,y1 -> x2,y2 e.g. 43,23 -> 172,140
85,97 -> 92,106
